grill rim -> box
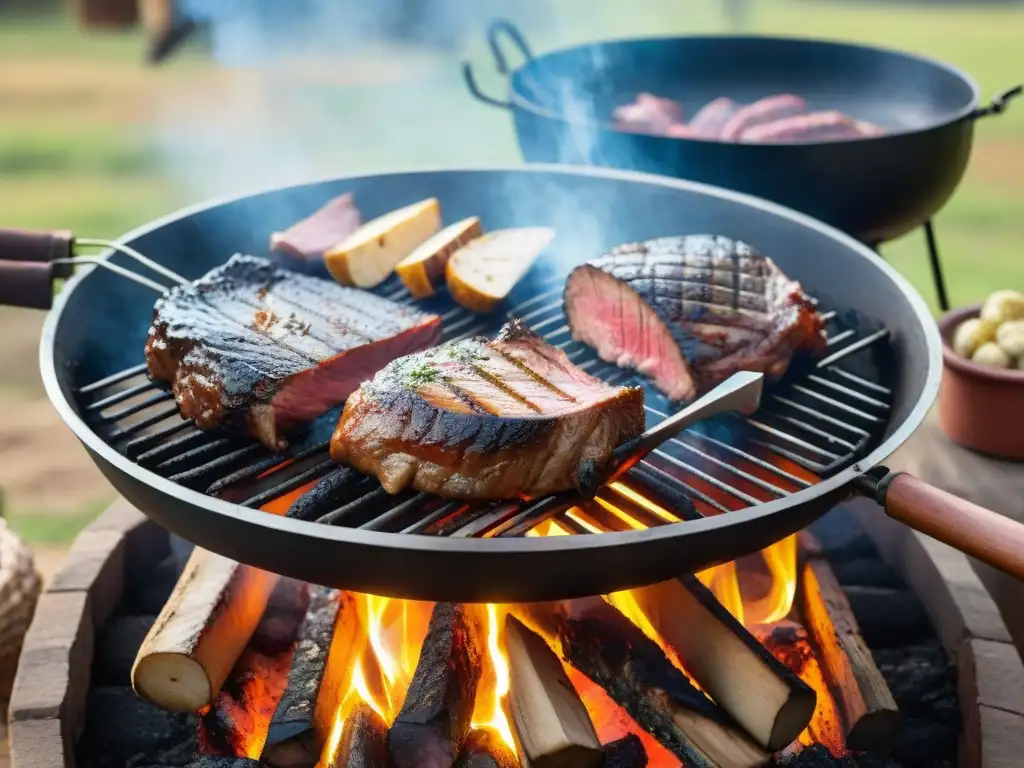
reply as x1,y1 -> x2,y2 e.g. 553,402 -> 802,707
36,165 -> 941,598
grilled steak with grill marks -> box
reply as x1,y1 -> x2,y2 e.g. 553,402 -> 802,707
330,320 -> 645,501
563,236 -> 827,401
146,254 -> 442,451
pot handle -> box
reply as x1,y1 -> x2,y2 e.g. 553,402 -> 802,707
972,85 -> 1022,120
487,19 -> 535,74
865,468 -> 1024,582
461,18 -> 536,110
0,260 -> 56,310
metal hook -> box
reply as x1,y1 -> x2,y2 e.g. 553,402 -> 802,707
461,61 -> 513,110
973,84 -> 1023,119
487,19 -> 535,75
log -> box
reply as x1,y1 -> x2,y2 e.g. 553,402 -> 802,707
801,558 -> 903,752
328,702 -> 392,768
262,586 -> 346,768
132,547 -> 279,712
600,735 -> 647,768
555,598 -> 770,768
387,603 -> 484,768
505,614 -> 602,768
251,579 -> 311,656
453,729 -> 518,768
629,576 -> 816,751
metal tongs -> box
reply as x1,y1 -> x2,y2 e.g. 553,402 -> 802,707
578,371 -> 765,498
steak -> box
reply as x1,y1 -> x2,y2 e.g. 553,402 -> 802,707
330,320 -> 645,501
562,236 -> 827,401
146,254 -> 442,451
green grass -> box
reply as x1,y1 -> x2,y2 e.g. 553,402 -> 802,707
4,499 -> 111,545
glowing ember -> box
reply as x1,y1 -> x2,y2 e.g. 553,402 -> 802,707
563,664 -> 678,768
757,621 -> 848,757
201,648 -> 294,759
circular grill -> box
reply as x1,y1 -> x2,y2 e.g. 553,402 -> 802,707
75,267 -> 892,596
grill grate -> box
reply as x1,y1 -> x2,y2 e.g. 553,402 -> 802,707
74,270 -> 892,540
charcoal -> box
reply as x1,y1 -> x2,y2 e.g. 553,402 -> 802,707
844,586 -> 931,648
122,554 -> 180,614
78,686 -> 195,766
94,615 -> 157,685
601,734 -> 647,768
192,759 -> 263,768
774,744 -> 857,767
829,558 -> 903,589
872,641 -> 959,768
125,736 -> 196,768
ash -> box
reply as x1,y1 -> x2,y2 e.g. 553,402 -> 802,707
77,517 -> 959,768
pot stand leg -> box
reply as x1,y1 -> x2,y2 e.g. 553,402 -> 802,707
855,467 -> 1024,582
923,221 -> 950,311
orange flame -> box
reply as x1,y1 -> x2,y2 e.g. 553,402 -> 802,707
319,654 -> 388,768
470,605 -> 517,753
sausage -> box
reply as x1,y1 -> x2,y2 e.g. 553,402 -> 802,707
740,110 -> 881,143
612,92 -> 683,134
718,94 -> 808,140
687,97 -> 739,138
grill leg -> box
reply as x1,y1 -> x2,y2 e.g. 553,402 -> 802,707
923,220 -> 950,312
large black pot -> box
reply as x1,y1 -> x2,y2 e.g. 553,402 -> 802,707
462,21 -> 1021,245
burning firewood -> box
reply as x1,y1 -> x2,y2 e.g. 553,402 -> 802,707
328,702 -> 392,768
504,614 -> 603,768
755,622 -> 847,756
801,558 -> 902,751
551,598 -> 770,768
199,584 -> 301,758
387,603 -> 484,768
453,729 -> 518,768
263,588 -> 357,768
629,576 -> 816,751
601,735 -> 647,768
132,547 -> 279,712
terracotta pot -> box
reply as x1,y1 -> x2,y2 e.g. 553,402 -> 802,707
937,304 -> 1024,461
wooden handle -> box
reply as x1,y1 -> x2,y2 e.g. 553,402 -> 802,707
0,260 -> 56,310
882,472 -> 1024,582
0,228 -> 73,270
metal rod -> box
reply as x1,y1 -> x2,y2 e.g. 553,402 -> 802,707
816,329 -> 890,369
75,238 -> 189,286
78,363 -> 148,394
805,375 -> 890,410
126,419 -> 196,459
923,220 -> 950,312
828,366 -> 892,395
787,385 -> 882,423
54,257 -> 168,294
84,381 -> 155,412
